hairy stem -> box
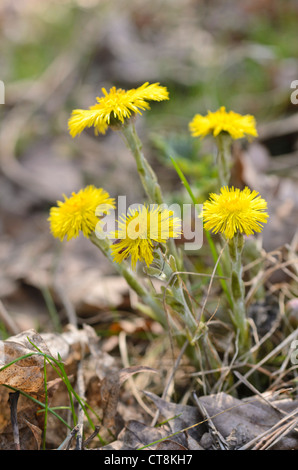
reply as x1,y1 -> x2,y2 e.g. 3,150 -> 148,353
121,122 -> 163,205
216,132 -> 233,187
228,232 -> 251,356
89,233 -> 167,326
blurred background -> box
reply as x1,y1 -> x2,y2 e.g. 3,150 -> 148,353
0,0 -> 298,336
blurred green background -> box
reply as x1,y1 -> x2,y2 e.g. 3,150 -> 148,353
1,0 -> 298,196
1,0 -> 298,194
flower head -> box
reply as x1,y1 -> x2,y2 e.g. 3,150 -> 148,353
202,186 -> 269,239
189,106 -> 258,140
68,82 -> 169,137
49,185 -> 115,241
111,205 -> 181,269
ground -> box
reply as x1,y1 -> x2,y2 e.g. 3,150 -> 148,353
0,0 -> 297,450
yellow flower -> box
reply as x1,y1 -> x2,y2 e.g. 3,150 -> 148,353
68,82 -> 169,137
49,185 -> 115,241
189,106 -> 258,140
202,186 -> 269,239
111,205 -> 181,269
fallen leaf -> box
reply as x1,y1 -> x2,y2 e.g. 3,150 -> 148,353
156,439 -> 187,450
23,418 -> 42,450
99,420 -> 172,450
144,391 -> 298,450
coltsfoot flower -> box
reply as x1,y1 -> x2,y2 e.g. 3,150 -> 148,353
189,106 -> 258,140
111,205 -> 181,269
49,185 -> 115,241
202,186 -> 269,239
68,82 -> 169,137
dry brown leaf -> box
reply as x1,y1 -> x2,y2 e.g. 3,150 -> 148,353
0,386 -> 43,450
100,370 -> 121,431
156,439 -> 188,450
144,391 -> 298,450
0,326 -> 93,395
23,418 -> 42,451
100,420 -> 172,450
99,366 -> 158,430
0,330 -> 51,395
